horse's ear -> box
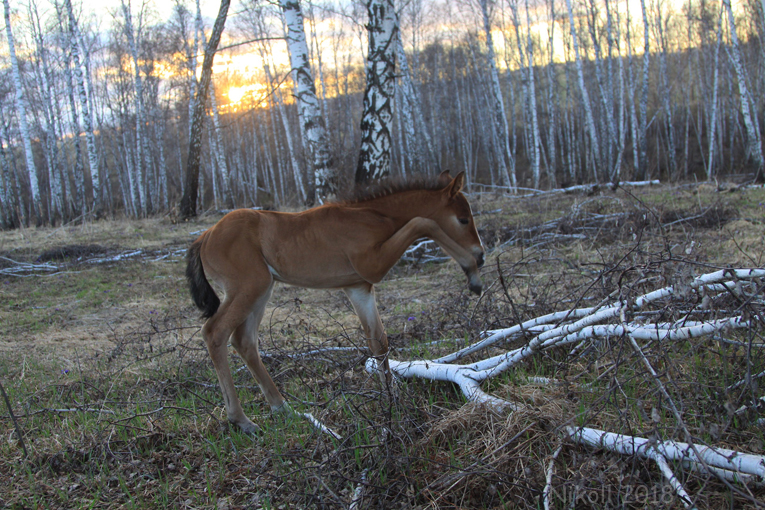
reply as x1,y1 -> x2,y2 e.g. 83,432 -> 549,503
438,170 -> 452,187
446,171 -> 466,197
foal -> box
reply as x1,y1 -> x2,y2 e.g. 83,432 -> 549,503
186,171 -> 485,433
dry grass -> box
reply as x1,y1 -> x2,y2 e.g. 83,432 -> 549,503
0,183 -> 764,509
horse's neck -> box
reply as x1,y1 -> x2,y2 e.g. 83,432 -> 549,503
362,191 -> 439,224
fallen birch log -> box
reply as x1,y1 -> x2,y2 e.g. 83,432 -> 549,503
566,427 -> 765,487
365,268 -> 765,488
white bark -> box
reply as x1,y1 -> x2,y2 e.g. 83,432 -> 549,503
368,267 -> 765,413
64,0 -> 100,209
279,0 -> 335,201
121,0 -> 146,215
395,32 -> 437,174
654,0 -> 677,179
60,24 -> 87,216
362,267 -> 765,492
480,0 -> 516,188
722,0 -> 764,169
3,0 -> 41,222
261,50 -> 306,202
544,0 -> 558,184
509,0 -> 541,188
564,0 -> 601,180
567,427 -> 765,485
356,0 -> 398,183
29,0 -> 62,220
708,6 -> 724,180
637,0 -> 650,180
209,83 -> 231,207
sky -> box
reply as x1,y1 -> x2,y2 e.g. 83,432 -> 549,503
77,0 -> 224,29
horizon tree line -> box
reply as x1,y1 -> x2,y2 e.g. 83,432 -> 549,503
1,0 -> 764,228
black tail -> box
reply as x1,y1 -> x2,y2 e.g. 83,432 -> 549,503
186,235 -> 220,319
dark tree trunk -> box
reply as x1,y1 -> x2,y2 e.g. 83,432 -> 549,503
180,0 -> 230,219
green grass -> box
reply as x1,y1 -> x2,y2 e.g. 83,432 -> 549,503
1,184 -> 764,507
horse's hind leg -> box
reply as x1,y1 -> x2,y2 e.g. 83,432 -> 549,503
343,283 -> 392,385
231,281 -> 287,412
202,292 -> 263,433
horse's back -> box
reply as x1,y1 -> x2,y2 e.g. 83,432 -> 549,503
200,207 -> 373,289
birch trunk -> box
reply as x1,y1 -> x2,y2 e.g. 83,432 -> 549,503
30,0 -> 63,221
61,29 -> 87,216
637,0 -> 650,180
654,0 -> 677,180
279,0 -> 335,202
612,0 -> 625,183
590,0 -> 621,180
564,0 -> 601,181
356,0 -> 397,183
120,0 -> 147,215
524,0 -> 544,186
707,6 -> 723,180
545,0 -> 558,183
480,0 -> 516,188
395,31 -> 437,174
722,0 -> 765,173
209,83 -> 231,207
64,0 -> 100,210
3,0 -> 41,223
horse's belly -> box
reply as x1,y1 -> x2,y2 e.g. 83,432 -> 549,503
266,260 -> 364,289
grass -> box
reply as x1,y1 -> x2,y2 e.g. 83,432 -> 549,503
0,183 -> 764,508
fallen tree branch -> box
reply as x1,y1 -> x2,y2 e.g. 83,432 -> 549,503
364,267 -> 765,489
543,444 -> 563,510
348,469 -> 368,510
0,380 -> 27,458
566,427 -> 765,486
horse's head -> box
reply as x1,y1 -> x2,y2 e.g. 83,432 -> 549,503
434,171 -> 485,295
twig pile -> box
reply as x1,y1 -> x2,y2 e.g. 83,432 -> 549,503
368,268 -> 765,501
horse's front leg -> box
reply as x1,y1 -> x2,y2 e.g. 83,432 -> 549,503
350,217 -> 482,294
349,217 -> 436,283
343,283 -> 392,386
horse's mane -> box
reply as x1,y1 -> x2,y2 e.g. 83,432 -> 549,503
332,175 -> 446,205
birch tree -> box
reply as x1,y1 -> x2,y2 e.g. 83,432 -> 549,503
29,0 -> 63,221
180,0 -> 230,219
120,0 -> 148,215
479,0 -> 516,188
564,0 -> 600,181
636,0 -> 651,180
279,0 -> 335,202
722,0 -> 764,175
356,0 -> 397,183
653,0 -> 677,180
707,4 -> 723,180
3,0 -> 41,223
395,31 -> 437,175
64,0 -> 100,210
209,83 -> 231,207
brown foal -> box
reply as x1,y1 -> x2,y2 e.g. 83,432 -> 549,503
186,171 -> 485,433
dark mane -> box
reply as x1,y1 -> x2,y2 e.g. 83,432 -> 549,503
332,175 -> 445,205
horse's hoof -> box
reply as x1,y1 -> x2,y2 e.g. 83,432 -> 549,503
272,402 -> 294,415
235,419 -> 262,435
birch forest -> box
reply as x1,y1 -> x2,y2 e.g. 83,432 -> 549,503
1,0 -> 765,227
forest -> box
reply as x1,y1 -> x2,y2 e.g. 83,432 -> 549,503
1,1 -> 765,507
1,0 -> 764,227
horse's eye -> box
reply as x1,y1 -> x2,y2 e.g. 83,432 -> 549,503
458,218 -> 469,225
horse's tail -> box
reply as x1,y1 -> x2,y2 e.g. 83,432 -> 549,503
186,233 -> 220,319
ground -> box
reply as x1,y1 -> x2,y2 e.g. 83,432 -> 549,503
0,182 -> 764,509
